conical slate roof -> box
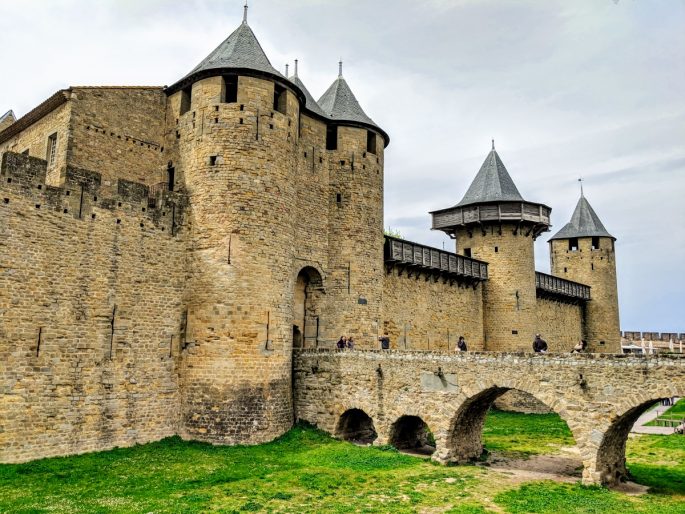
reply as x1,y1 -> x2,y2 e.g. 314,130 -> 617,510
456,148 -> 524,207
550,194 -> 614,240
184,20 -> 283,80
289,64 -> 326,118
318,68 -> 380,129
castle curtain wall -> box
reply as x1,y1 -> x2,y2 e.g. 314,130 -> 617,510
535,297 -> 584,352
68,87 -> 168,190
0,153 -> 185,463
381,270 -> 485,351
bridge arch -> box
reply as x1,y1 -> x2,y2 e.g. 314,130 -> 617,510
435,384 -> 581,465
389,415 -> 436,455
335,408 -> 378,444
590,387 -> 685,485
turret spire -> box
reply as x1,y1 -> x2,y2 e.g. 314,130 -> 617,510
285,63 -> 289,77
338,60 -> 343,77
492,139 -> 495,150
294,58 -> 299,77
578,177 -> 584,197
243,1 -> 248,23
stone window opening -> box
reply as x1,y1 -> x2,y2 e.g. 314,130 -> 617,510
366,130 -> 377,154
336,409 -> 378,444
463,248 -> 471,258
223,75 -> 238,103
336,193 -> 342,204
591,236 -> 600,250
569,238 -> 579,252
273,84 -> 287,115
180,86 -> 192,115
46,133 -> 58,167
326,125 -> 338,150
209,156 -> 217,166
591,263 -> 594,271
494,246 -> 499,253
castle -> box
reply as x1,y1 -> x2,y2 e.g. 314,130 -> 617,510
0,8 -> 620,463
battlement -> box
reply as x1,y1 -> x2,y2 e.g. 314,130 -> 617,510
1,151 -> 186,234
622,331 -> 685,341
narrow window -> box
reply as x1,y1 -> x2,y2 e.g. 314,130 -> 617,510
564,267 -> 567,273
591,263 -> 594,270
366,130 -> 377,154
223,75 -> 238,103
180,86 -> 192,115
273,84 -> 287,114
326,125 -> 338,150
494,246 -> 499,253
463,248 -> 471,258
167,165 -> 175,192
209,156 -> 217,166
46,133 -> 58,166
591,236 -> 600,250
568,237 -> 579,251
336,193 -> 342,204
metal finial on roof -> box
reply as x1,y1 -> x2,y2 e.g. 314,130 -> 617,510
285,63 -> 289,77
338,60 -> 343,77
243,1 -> 248,23
492,139 -> 495,151
294,59 -> 299,76
578,177 -> 584,197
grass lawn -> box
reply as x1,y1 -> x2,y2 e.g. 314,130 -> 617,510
0,412 -> 683,513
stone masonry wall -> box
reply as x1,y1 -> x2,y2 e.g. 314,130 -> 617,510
0,101 -> 71,186
381,269 -> 485,351
535,297 -> 584,352
293,349 -> 685,485
68,87 -> 167,191
0,152 -> 186,463
455,226 -> 537,352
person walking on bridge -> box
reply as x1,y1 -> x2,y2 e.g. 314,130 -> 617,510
533,334 -> 548,353
457,336 -> 467,352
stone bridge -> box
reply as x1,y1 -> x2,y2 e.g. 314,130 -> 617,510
293,349 -> 685,485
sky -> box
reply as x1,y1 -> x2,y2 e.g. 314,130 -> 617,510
1,0 -> 683,332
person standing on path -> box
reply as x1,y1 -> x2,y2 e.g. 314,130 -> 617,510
533,334 -> 548,353
457,336 -> 467,352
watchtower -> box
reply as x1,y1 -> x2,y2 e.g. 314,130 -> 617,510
548,191 -> 620,352
431,144 -> 551,351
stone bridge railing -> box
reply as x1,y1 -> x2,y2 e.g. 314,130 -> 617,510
293,349 -> 685,486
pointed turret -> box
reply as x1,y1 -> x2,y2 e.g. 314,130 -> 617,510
548,189 -> 620,352
549,194 -> 614,241
318,62 -> 389,145
431,144 -> 551,239
166,9 -> 288,94
456,144 -> 524,207
288,60 -> 326,118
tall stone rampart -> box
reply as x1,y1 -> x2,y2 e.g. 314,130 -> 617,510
0,152 -> 186,463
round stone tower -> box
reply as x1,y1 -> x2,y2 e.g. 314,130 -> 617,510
317,63 -> 389,346
431,144 -> 551,351
165,11 -> 307,444
548,192 -> 620,352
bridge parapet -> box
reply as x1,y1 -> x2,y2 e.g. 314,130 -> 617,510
294,349 -> 685,486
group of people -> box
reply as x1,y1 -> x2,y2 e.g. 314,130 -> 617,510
336,336 -> 355,350
337,332 -> 588,353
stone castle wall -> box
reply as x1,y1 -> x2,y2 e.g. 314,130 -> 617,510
0,99 -> 71,186
381,269 -> 485,351
535,297 -> 584,351
68,87 -> 167,190
0,152 -> 186,463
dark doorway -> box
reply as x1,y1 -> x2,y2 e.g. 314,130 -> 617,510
336,409 -> 377,444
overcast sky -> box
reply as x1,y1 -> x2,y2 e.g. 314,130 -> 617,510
1,0 -> 683,333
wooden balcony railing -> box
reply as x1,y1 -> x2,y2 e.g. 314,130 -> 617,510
535,271 -> 590,301
384,236 -> 488,281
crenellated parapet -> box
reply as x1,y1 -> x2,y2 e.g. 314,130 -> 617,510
1,151 -> 187,234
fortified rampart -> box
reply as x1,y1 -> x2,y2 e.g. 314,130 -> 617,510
293,349 -> 685,485
0,8 -> 643,466
0,152 -> 186,463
